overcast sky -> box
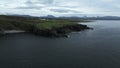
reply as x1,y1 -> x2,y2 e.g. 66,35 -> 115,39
0,0 -> 120,17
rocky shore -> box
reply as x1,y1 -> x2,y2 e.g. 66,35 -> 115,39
0,29 -> 25,36
32,24 -> 91,37
0,29 -> 5,36
0,15 -> 93,37
0,24 -> 91,37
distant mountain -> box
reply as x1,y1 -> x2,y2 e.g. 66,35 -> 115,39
39,15 -> 120,20
40,15 -> 55,19
79,16 -> 120,20
4,14 -> 120,20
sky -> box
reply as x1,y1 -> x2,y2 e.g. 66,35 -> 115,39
0,0 -> 120,17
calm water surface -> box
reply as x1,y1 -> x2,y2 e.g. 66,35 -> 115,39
0,20 -> 120,68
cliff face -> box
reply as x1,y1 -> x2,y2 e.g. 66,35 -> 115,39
32,24 -> 91,37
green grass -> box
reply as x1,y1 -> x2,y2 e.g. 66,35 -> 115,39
35,20 -> 77,30
0,15 -> 90,30
35,22 -> 75,30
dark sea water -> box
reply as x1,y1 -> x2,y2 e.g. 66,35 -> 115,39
0,20 -> 120,68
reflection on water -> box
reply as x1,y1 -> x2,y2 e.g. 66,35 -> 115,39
0,20 -> 120,68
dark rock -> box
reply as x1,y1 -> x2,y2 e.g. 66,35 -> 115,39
32,24 -> 91,37
0,28 -> 5,36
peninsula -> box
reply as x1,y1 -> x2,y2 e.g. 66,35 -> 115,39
0,15 -> 91,37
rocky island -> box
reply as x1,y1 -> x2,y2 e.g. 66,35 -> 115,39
0,15 -> 91,37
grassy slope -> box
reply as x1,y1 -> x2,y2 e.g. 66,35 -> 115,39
0,15 -> 90,31
35,20 -> 77,30
0,15 -> 33,30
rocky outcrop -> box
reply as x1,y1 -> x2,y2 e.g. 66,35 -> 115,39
0,28 -> 5,36
32,24 -> 91,37
0,24 -> 92,37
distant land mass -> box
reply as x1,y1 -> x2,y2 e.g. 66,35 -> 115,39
5,14 -> 120,20
40,15 -> 120,20
0,15 -> 90,37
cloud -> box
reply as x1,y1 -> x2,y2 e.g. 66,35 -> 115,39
0,0 -> 120,16
36,0 -> 54,4
15,6 -> 43,9
25,0 -> 54,6
14,0 -> 45,9
50,8 -> 81,13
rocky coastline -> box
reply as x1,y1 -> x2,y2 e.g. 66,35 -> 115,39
0,15 -> 92,37
32,24 -> 91,37
0,29 -> 26,36
0,24 -> 91,37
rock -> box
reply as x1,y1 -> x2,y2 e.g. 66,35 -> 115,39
0,28 -> 5,36
32,24 -> 91,37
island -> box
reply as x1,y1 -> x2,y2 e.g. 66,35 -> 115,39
0,15 -> 92,37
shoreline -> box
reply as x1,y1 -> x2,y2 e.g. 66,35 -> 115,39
0,30 -> 26,35
32,24 -> 91,37
0,15 -> 92,37
0,24 -> 91,37
4,30 -> 26,34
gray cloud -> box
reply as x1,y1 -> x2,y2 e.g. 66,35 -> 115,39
50,8 -> 81,13
1,0 -> 120,16
14,0 -> 44,9
25,0 -> 33,5
15,6 -> 43,9
25,0 -> 54,5
37,0 -> 54,4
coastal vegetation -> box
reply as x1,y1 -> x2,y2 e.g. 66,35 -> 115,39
0,15 -> 91,37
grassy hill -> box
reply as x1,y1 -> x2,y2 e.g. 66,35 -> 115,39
0,15 -> 90,37
0,15 -> 90,30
